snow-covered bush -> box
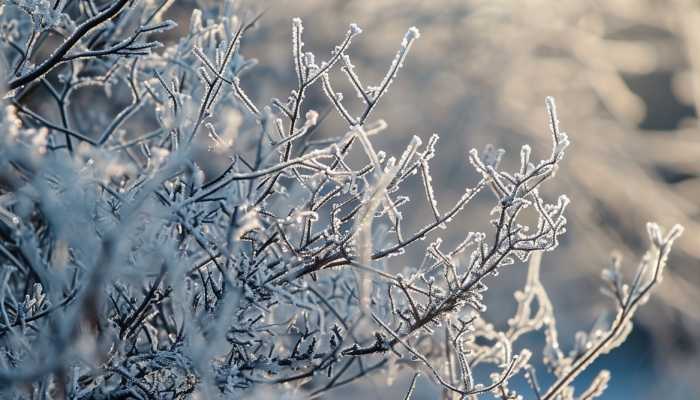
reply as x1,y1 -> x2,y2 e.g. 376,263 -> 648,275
0,1 -> 683,399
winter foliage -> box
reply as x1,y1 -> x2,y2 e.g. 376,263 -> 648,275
0,1 -> 684,399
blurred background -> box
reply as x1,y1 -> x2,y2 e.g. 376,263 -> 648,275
179,0 -> 700,398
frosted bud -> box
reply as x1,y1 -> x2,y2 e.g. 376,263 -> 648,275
349,23 -> 362,35
406,26 -> 421,40
305,110 -> 319,126
190,9 -> 203,33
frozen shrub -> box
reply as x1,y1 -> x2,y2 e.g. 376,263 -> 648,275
0,1 -> 684,399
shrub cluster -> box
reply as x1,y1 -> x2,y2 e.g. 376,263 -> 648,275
0,1 -> 683,399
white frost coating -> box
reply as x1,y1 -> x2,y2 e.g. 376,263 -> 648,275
545,96 -> 571,160
321,72 -> 356,125
349,23 -> 362,35
420,158 -> 442,225
232,76 -> 261,117
305,110 -> 319,126
141,19 -> 178,34
354,125 -> 382,172
394,135 -> 422,180
545,96 -> 560,137
519,144 -> 532,175
404,26 -> 421,44
349,24 -> 421,125
292,18 -> 305,85
341,54 -> 368,102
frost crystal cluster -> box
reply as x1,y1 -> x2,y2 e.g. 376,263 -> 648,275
0,1 -> 683,399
